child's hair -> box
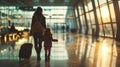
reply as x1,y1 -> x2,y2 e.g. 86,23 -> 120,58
46,28 -> 52,33
46,28 -> 50,31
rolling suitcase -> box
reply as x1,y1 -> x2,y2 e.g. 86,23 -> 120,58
19,43 -> 33,60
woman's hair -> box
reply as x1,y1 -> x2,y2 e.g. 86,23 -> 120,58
34,7 -> 43,16
36,7 -> 42,14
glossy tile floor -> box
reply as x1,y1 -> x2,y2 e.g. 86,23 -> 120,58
0,31 -> 120,67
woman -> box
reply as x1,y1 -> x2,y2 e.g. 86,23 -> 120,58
31,7 -> 46,61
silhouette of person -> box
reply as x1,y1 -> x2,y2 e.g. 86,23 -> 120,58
10,23 -> 16,32
43,28 -> 53,62
66,25 -> 69,32
8,20 -> 11,26
30,7 -> 46,61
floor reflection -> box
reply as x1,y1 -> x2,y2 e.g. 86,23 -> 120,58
45,62 -> 50,67
19,59 -> 32,67
0,32 -> 119,67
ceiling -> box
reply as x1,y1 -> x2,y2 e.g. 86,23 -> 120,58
0,0 -> 79,6
0,0 -> 80,19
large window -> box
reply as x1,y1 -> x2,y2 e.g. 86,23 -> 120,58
100,6 -> 110,23
113,24 -> 117,37
75,0 -> 117,37
118,1 -> 120,10
109,3 -> 116,22
87,1 -> 93,10
95,0 -> 98,7
0,6 -> 73,30
74,6 -> 80,29
75,7 -> 78,17
96,9 -> 102,24
99,25 -> 104,36
80,15 -> 86,33
78,6 -> 83,15
85,5 -> 88,12
99,0 -> 107,5
0,6 -> 32,28
103,24 -> 113,37
86,13 -> 92,34
90,12 -> 95,24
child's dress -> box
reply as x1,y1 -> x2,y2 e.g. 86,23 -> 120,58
44,31 -> 53,50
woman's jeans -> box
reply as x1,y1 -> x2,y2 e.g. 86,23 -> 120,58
33,34 -> 43,61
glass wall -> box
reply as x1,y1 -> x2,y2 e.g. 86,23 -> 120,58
75,0 -> 117,38
0,6 -> 33,30
109,3 -> 116,22
0,6 -> 75,31
78,3 -> 86,34
74,6 -> 80,30
77,0 -> 94,34
100,6 -> 110,23
86,13 -> 92,34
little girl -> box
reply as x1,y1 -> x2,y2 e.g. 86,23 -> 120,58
43,28 -> 53,61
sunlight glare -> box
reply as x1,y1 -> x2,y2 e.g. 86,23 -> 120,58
101,6 -> 110,22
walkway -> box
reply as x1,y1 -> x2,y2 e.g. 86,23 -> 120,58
0,32 -> 119,67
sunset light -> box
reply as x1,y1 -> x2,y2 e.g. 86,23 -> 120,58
101,6 -> 110,22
